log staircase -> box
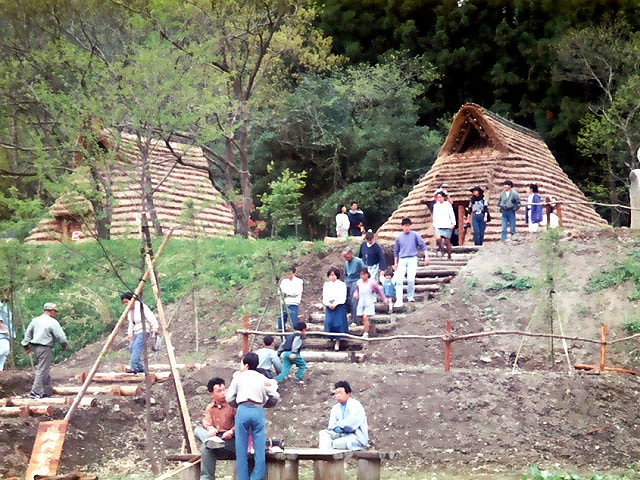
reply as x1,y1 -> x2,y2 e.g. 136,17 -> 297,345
300,246 -> 479,364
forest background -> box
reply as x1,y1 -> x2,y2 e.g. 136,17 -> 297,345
2,0 -> 640,241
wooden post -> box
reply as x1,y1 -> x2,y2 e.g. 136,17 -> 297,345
599,323 -> 607,373
242,314 -> 250,355
457,204 -> 467,246
64,229 -> 173,422
556,202 -> 563,227
444,320 -> 452,372
313,459 -> 345,480
146,254 -> 198,454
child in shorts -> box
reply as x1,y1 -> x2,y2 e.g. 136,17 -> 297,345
353,268 -> 387,338
382,269 -> 395,314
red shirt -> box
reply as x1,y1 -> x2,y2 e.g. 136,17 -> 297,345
203,400 -> 235,433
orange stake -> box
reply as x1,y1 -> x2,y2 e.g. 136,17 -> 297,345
599,323 -> 607,372
444,320 -> 452,372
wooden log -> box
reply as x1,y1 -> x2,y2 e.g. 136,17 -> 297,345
574,364 -> 638,375
302,351 -> 357,363
53,385 -> 141,396
0,406 -> 29,417
75,372 -> 156,384
119,363 -> 205,371
10,396 -> 97,408
154,371 -> 172,382
33,471 -> 87,479
0,398 -> 8,407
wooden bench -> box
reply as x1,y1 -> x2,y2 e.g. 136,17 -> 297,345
167,448 -> 393,480
352,450 -> 395,480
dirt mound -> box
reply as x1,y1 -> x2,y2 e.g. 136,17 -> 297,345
3,230 -> 640,479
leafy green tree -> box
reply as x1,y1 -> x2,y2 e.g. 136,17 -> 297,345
258,167 -> 307,238
251,53 -> 442,237
556,23 -> 640,225
145,0 -> 339,237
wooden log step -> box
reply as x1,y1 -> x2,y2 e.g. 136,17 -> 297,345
115,362 -> 204,372
52,385 -> 141,396
0,405 -> 53,417
9,396 -> 97,408
75,372 -> 157,384
302,351 -> 366,363
297,337 -> 364,351
415,269 -> 459,278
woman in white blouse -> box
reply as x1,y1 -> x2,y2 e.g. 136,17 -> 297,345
322,267 -> 349,350
335,205 -> 350,238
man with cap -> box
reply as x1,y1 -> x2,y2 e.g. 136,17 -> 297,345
22,302 -> 69,398
358,229 -> 386,283
467,186 -> 490,246
497,180 -> 521,241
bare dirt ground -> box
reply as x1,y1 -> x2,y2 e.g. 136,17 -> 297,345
2,228 -> 640,479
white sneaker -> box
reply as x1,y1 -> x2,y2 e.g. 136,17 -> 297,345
393,301 -> 403,308
205,436 -> 225,449
408,297 -> 415,302
362,332 -> 369,338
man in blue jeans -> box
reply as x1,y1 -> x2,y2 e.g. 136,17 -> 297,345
226,352 -> 279,480
497,180 -> 521,241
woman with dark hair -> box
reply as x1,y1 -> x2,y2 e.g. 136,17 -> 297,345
335,205 -> 350,238
525,184 -> 543,233
322,267 -> 349,351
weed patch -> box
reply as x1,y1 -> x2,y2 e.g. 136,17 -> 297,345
484,268 -> 533,292
586,250 -> 640,295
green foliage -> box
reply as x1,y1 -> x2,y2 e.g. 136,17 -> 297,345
5,237 -> 308,367
258,167 -> 307,238
521,464 -> 633,480
623,315 -> 640,334
485,268 -> 533,292
586,250 -> 640,295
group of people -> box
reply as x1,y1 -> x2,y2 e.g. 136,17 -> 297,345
335,202 -> 366,238
195,368 -> 368,480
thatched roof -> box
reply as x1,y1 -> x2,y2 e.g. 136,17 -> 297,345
26,132 -> 234,242
376,103 -> 607,244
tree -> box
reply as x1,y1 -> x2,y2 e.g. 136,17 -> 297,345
147,0 -> 339,237
556,23 -> 640,225
251,53 -> 442,236
258,167 -> 307,238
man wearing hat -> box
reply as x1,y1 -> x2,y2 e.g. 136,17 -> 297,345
497,180 -> 521,241
358,229 -> 386,283
21,303 -> 69,398
468,186 -> 490,245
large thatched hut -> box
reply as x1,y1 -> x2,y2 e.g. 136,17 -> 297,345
26,132 -> 234,242
376,103 -> 607,245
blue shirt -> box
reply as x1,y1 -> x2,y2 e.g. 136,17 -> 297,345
393,231 -> 427,259
344,257 -> 366,285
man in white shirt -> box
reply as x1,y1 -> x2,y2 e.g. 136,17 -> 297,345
318,380 -> 369,451
278,266 -> 303,331
120,292 -> 159,374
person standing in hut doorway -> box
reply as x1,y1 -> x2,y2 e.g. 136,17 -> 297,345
467,186 -> 490,245
335,205 -> 350,239
432,191 -> 456,259
497,180 -> 521,241
525,184 -> 543,233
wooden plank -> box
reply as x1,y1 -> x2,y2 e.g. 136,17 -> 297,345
146,254 -> 198,454
24,420 -> 69,480
10,397 -> 97,408
0,406 -> 29,417
75,372 -> 157,384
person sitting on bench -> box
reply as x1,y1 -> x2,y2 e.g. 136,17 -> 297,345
318,380 -> 369,450
193,377 -> 236,480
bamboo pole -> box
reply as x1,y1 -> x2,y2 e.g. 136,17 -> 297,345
63,229 -> 173,422
145,254 -> 198,454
